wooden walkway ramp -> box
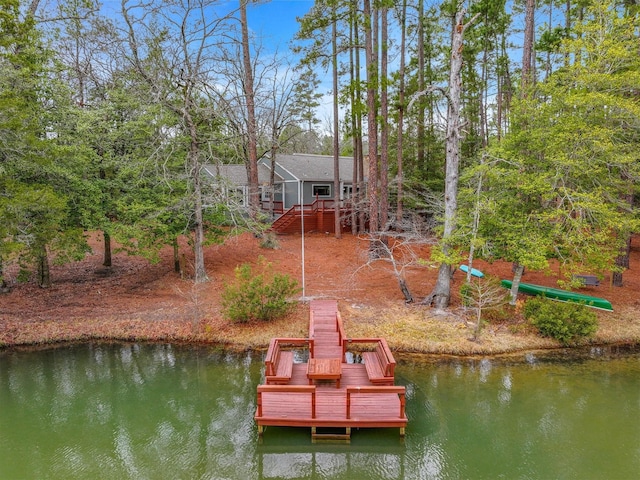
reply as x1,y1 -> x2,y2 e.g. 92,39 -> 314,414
255,299 -> 407,441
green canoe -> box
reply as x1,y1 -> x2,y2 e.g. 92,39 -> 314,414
501,280 -> 613,311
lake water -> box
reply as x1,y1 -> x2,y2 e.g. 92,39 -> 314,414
1,343 -> 639,479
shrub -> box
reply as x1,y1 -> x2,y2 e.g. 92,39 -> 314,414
221,257 -> 299,322
259,232 -> 279,250
523,297 -> 598,345
459,282 -> 473,307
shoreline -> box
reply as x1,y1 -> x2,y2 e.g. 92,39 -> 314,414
3,336 -> 639,366
2,302 -> 639,359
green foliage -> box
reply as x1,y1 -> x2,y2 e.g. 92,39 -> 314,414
459,1 -> 640,281
221,257 -> 299,323
459,282 -> 473,307
523,297 -> 598,345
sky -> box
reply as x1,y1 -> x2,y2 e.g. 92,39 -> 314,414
245,0 -> 337,127
98,0 -> 336,127
246,0 -> 315,53
100,0 -> 313,52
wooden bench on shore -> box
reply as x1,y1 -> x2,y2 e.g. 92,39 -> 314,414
573,274 -> 600,287
346,338 -> 396,386
265,338 -> 313,385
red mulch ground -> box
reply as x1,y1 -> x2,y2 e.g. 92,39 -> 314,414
1,232 -> 638,346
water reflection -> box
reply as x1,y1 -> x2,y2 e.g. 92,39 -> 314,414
1,344 -> 640,479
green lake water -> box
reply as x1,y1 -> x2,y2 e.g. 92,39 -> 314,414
1,343 -> 639,479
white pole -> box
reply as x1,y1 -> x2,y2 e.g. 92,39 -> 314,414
300,203 -> 307,302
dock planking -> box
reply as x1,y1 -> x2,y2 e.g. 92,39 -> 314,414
255,300 -> 407,440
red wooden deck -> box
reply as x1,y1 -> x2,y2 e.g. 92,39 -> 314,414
270,200 -> 353,234
255,299 -> 407,440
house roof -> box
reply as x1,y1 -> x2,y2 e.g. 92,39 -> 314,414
268,153 -> 356,182
203,163 -> 274,185
204,153 -> 360,186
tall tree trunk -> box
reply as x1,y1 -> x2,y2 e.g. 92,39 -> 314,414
480,44 -> 489,148
188,121 -> 208,283
416,0 -> 425,170
354,10 -> 366,234
37,246 -> 51,288
364,0 -> 379,236
497,32 -> 511,140
269,144 -> 277,218
332,11 -> 341,239
395,0 -> 407,224
349,15 -> 359,235
612,238 -> 631,287
269,77 -> 279,219
0,259 -> 9,293
522,0 -> 536,91
502,33 -> 513,136
613,191 -> 634,287
509,263 -> 525,305
103,231 -> 112,267
28,0 -> 40,17
544,0 -> 553,81
379,5 -> 389,232
423,8 -> 478,309
240,0 -> 259,217
173,237 -> 180,273
564,0 -> 572,67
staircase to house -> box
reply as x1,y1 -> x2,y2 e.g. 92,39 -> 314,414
270,200 -> 352,234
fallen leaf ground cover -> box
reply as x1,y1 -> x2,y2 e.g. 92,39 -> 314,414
1,232 -> 639,355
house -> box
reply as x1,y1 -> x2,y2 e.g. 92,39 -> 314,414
204,153 -> 363,211
203,153 -> 364,233
202,162 -> 272,208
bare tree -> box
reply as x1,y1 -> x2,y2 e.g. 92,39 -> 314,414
462,276 -> 508,342
357,227 -> 433,304
357,183 -> 442,304
422,7 -> 480,310
265,62 -> 309,216
121,0 -> 236,283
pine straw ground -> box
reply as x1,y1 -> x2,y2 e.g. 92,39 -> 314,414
1,232 -> 639,357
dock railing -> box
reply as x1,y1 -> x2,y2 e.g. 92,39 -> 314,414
268,337 -> 315,360
257,385 -> 317,419
336,311 -> 347,353
345,386 -> 406,420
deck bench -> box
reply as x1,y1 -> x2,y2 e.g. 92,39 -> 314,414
573,274 -> 600,287
360,339 -> 396,386
264,338 -> 295,385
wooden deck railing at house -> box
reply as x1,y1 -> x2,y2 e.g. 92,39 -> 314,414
260,200 -> 285,214
269,199 -> 352,234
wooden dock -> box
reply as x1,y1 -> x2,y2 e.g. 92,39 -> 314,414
255,299 -> 407,440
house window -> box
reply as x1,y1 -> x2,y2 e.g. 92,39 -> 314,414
312,184 -> 331,197
261,184 -> 282,200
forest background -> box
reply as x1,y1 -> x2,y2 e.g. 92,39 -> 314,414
0,0 -> 639,350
